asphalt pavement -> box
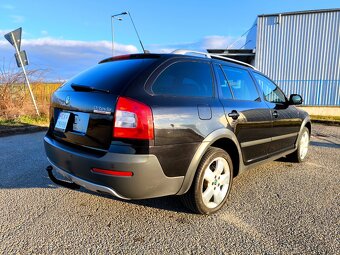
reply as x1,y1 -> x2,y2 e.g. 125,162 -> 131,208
0,124 -> 339,254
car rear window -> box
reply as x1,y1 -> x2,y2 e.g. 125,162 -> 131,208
59,59 -> 157,93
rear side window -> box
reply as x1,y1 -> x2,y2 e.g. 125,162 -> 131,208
222,66 -> 260,101
253,73 -> 287,103
152,61 -> 213,97
59,59 -> 156,93
215,64 -> 233,99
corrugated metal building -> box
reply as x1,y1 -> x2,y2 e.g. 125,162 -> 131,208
208,9 -> 340,106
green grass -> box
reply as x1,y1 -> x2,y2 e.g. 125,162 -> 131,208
0,118 -> 25,127
0,115 -> 49,127
17,115 -> 49,126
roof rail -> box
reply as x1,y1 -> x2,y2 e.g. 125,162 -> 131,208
172,49 -> 256,70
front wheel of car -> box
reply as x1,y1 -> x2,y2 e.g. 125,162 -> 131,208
180,147 -> 233,215
287,127 -> 310,163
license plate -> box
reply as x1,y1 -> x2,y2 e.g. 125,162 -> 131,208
55,112 -> 70,132
72,112 -> 89,134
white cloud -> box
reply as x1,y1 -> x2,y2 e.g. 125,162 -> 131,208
201,36 -> 237,49
0,38 -> 138,81
0,35 -> 242,81
147,35 -> 238,53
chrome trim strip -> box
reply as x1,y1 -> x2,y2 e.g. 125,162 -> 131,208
171,49 -> 257,70
241,137 -> 272,148
47,159 -> 130,200
241,132 -> 298,148
93,109 -> 111,115
271,132 -> 299,141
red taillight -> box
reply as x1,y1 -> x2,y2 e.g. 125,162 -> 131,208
113,97 -> 154,140
91,168 -> 133,177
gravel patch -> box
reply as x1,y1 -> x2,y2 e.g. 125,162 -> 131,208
0,124 -> 339,254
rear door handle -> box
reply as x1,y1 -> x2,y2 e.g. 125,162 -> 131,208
228,110 -> 240,120
272,111 -> 278,118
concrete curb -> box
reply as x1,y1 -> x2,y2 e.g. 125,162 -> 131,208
0,126 -> 48,137
311,119 -> 340,126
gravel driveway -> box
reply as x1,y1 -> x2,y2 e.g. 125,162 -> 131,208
0,124 -> 339,254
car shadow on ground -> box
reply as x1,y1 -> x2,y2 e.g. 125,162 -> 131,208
77,187 -> 193,214
43,165 -> 193,213
0,160 -> 192,214
275,157 -> 294,163
50,168 -> 193,214
310,141 -> 340,149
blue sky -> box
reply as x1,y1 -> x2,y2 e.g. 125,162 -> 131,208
1,0 -> 339,80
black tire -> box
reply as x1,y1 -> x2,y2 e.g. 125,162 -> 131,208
287,127 -> 310,163
180,147 -> 233,215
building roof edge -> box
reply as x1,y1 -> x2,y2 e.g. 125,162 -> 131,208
258,8 -> 340,18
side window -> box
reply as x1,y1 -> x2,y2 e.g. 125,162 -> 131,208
152,61 -> 213,97
214,64 -> 233,99
253,73 -> 286,103
222,66 -> 260,101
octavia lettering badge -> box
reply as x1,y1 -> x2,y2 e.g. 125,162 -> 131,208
65,96 -> 70,105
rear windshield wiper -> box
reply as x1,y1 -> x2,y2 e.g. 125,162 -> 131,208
71,84 -> 111,94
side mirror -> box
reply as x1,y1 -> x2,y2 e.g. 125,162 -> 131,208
289,94 -> 303,105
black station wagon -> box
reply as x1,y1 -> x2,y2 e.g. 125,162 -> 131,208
45,50 -> 311,214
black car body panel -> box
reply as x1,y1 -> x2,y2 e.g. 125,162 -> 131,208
50,91 -> 115,150
45,53 -> 311,200
44,135 -> 183,199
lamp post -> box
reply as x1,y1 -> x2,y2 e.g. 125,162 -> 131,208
111,17 -> 123,56
111,12 -> 126,56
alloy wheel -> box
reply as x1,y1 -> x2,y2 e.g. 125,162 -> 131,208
201,157 -> 231,209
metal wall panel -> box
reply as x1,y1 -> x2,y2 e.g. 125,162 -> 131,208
256,10 -> 340,106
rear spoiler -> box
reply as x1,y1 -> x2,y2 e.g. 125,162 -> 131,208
99,54 -> 161,64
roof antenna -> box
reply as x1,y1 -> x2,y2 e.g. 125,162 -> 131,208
111,11 -> 148,54
125,11 -> 148,53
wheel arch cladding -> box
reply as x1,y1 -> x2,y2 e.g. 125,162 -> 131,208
210,138 -> 240,178
294,117 -> 311,148
177,128 -> 242,195
305,121 -> 311,136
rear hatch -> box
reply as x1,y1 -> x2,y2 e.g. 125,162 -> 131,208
51,91 -> 115,150
49,57 -> 158,151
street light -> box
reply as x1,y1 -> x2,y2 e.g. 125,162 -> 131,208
111,12 -> 126,56
111,16 -> 123,56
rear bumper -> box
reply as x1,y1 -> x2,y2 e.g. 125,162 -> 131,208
47,160 -> 129,199
44,135 -> 184,199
